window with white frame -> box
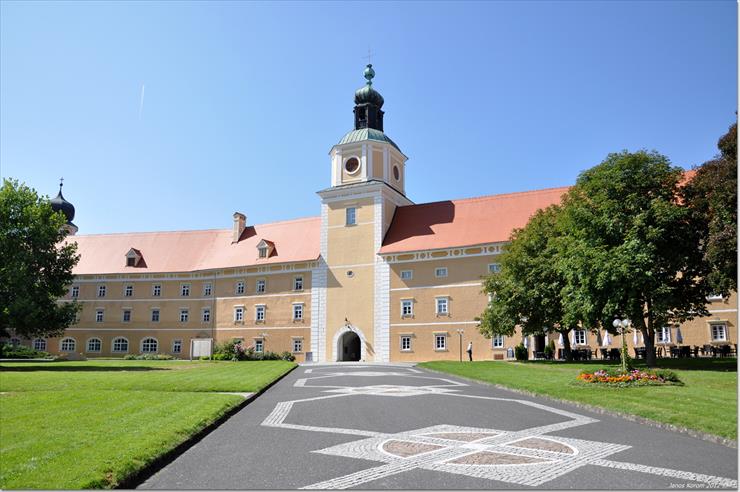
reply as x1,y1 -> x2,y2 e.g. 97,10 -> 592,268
95,309 -> 104,323
180,309 -> 189,322
435,334 -> 447,351
254,339 -> 264,353
235,281 -> 245,295
401,299 -> 413,317
346,207 -> 356,226
112,337 -> 129,353
172,339 -> 182,354
122,309 -> 131,322
71,285 -> 79,298
657,327 -> 671,344
151,309 -> 160,322
256,279 -> 266,293
258,246 -> 268,258
203,283 -> 212,296
60,337 -> 76,352
87,338 -> 102,352
574,330 -> 587,345
488,263 -> 501,274
202,308 -> 211,322
141,337 -> 158,353
400,270 -> 413,280
401,336 -> 412,351
97,285 -> 106,297
255,305 -> 265,322
294,276 -> 304,291
181,284 -> 190,297
152,284 -> 161,297
33,338 -> 47,351
492,334 -> 504,348
293,303 -> 303,321
293,338 -> 303,353
124,285 -> 133,297
435,267 -> 448,278
435,297 -> 449,315
711,323 -> 727,342
234,306 -> 244,322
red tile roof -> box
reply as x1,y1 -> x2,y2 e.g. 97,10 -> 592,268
66,216 -> 321,275
379,187 -> 570,254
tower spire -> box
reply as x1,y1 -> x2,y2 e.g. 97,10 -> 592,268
353,64 -> 384,131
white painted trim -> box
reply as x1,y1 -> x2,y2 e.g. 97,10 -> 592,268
709,309 -> 738,313
390,282 -> 482,292
67,327 -> 216,332
328,262 -> 375,269
111,336 -> 129,352
327,221 -> 375,229
381,243 -> 505,263
72,265 -> 317,283
85,337 -> 103,352
218,326 -> 312,331
390,321 -> 479,327
332,324 -> 368,362
140,336 -> 159,353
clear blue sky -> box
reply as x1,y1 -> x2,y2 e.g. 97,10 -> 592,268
1,1 -> 736,234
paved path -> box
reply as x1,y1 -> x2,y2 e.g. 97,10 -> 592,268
139,364 -> 737,489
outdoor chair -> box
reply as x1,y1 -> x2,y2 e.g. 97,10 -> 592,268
669,346 -> 679,358
608,348 -> 620,361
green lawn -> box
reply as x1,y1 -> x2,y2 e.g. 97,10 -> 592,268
0,360 -> 295,489
419,358 -> 737,440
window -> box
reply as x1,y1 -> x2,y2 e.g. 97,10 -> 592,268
202,308 -> 211,322
180,309 -> 189,322
97,285 -> 106,297
401,299 -> 413,317
95,309 -> 104,323
33,338 -> 47,351
141,337 -> 158,353
234,307 -> 244,322
122,309 -> 131,322
112,337 -> 129,353
344,157 -> 360,174
255,339 -> 264,353
87,338 -> 102,352
294,276 -> 304,291
235,281 -> 245,295
255,305 -> 265,322
60,337 -> 76,352
401,336 -> 412,351
152,284 -> 161,297
435,267 -> 448,278
9,338 -> 20,346
181,284 -> 190,297
574,330 -> 587,345
435,334 -> 447,351
258,246 -> 268,258
293,304 -> 303,321
293,338 -> 303,353
256,279 -> 266,293
657,327 -> 671,344
492,334 -> 504,348
71,286 -> 79,298
346,207 -> 356,226
203,283 -> 212,296
124,285 -> 133,297
711,323 -> 727,342
127,256 -> 136,267
488,263 -> 501,274
172,339 -> 182,354
436,297 -> 449,315
400,270 -> 413,280
151,309 -> 160,322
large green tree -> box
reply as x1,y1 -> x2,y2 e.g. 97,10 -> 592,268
683,122 -> 737,296
559,150 -> 710,367
0,179 -> 80,339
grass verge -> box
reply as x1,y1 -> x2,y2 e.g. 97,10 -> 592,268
418,358 -> 737,440
0,360 -> 295,489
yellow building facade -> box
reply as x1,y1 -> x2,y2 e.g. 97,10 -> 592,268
15,64 -> 737,362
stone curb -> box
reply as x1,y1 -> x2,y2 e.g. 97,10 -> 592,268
117,363 -> 298,489
419,366 -> 738,449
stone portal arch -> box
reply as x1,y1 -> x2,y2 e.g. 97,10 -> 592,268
332,325 -> 367,362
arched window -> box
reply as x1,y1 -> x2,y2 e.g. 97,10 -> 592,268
10,338 -> 21,346
86,338 -> 102,353
60,338 -> 76,352
33,338 -> 47,351
141,337 -> 158,353
112,337 -> 129,353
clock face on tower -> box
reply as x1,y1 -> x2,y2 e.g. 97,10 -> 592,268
345,157 -> 360,174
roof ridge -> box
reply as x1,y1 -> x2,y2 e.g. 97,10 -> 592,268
405,185 -> 571,209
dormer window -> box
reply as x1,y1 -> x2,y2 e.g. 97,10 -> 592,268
258,247 -> 267,258
125,248 -> 143,268
127,257 -> 136,267
256,239 -> 275,259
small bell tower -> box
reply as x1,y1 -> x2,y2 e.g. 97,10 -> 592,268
353,64 -> 384,131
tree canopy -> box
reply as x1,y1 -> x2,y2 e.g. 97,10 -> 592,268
0,179 -> 80,339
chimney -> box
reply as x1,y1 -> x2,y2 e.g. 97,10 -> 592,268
232,212 -> 246,243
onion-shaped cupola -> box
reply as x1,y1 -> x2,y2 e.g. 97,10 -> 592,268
353,64 -> 385,131
50,179 -> 78,235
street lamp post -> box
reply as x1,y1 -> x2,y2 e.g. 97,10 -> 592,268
456,328 -> 464,362
612,318 -> 630,373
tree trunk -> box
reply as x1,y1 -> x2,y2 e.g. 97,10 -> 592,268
561,330 -> 573,361
643,303 -> 657,368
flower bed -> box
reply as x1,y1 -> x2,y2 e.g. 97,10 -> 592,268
577,368 -> 682,387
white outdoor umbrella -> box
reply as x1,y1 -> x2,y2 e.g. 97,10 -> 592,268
558,333 -> 564,347
633,330 -> 638,345
602,330 -> 612,347
676,327 -> 683,344
523,336 -> 529,348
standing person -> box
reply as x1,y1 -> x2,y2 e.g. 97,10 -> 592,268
467,341 -> 473,361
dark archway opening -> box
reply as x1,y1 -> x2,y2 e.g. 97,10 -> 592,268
340,331 -> 361,361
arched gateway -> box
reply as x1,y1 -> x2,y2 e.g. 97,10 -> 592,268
333,325 -> 366,362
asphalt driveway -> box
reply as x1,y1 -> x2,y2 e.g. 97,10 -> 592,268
139,363 -> 737,489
